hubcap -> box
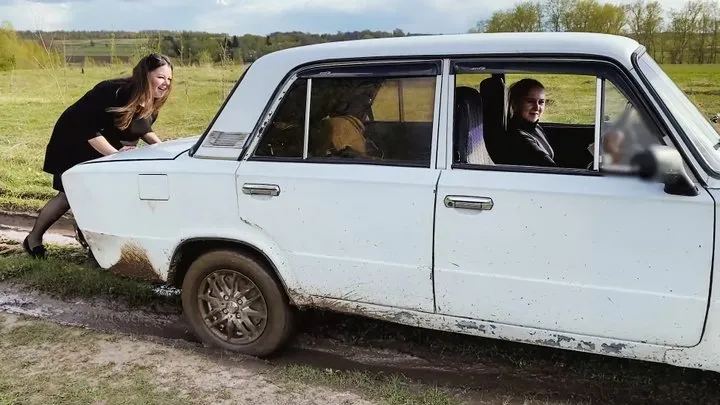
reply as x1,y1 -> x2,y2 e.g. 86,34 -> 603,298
197,270 -> 268,344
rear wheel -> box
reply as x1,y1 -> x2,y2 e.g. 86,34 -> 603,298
181,249 -> 294,357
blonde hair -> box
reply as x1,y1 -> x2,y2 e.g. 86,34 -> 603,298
107,53 -> 173,130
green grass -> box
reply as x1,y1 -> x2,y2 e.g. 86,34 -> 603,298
278,364 -> 462,405
51,38 -> 149,57
457,64 -> 720,125
46,38 -> 151,59
0,64 -> 243,211
0,318 -> 193,405
0,239 -> 174,306
1,63 -> 720,212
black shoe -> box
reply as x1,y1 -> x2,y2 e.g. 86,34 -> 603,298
22,237 -> 46,259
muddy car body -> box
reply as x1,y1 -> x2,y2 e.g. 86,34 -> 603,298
63,32 -> 720,371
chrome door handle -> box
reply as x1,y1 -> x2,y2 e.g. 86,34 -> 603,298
444,196 -> 493,211
242,183 -> 280,196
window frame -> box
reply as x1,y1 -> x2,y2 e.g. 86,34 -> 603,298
244,59 -> 444,169
446,57 -> 673,177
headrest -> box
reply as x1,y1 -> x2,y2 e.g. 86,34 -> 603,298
455,86 -> 481,104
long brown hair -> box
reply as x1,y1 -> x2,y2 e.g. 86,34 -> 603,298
107,53 -> 173,130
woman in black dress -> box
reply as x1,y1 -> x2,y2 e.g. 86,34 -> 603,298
24,53 -> 174,258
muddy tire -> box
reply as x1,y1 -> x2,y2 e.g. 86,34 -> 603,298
181,249 -> 294,357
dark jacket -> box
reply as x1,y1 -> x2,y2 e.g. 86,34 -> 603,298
497,116 -> 556,167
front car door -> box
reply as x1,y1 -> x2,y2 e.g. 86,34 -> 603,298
433,58 -> 714,347
234,60 -> 444,312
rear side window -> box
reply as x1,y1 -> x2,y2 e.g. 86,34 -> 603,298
251,62 -> 440,167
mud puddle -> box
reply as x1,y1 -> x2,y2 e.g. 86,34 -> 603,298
0,210 -> 76,237
2,281 -> 720,405
3,214 -> 720,404
0,282 -> 194,341
0,281 -> 472,380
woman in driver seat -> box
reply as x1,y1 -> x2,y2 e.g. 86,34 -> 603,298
504,78 -> 623,168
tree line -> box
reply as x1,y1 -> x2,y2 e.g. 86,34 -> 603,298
9,27 -> 413,68
3,0 -> 720,71
472,0 -> 720,64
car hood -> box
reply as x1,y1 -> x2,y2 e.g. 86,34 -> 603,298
90,136 -> 200,163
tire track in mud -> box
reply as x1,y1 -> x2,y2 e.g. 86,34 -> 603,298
3,213 -> 720,404
3,279 -> 720,405
0,281 -> 477,384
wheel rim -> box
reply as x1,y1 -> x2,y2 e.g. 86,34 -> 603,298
197,269 -> 268,345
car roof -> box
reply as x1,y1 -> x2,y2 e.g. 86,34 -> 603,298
258,32 -> 641,67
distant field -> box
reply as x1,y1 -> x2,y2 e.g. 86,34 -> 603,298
49,38 -> 149,58
457,64 -> 720,124
0,63 -> 719,212
0,64 -> 244,211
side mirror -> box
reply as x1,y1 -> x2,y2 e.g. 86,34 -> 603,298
602,145 -> 699,197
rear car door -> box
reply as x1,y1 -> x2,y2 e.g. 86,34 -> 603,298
234,60 -> 444,312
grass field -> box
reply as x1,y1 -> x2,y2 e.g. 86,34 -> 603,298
0,312 -> 461,405
1,63 -> 719,212
0,64 -> 244,211
50,38 -> 148,57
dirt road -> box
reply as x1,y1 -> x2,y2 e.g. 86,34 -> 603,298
2,211 -> 720,404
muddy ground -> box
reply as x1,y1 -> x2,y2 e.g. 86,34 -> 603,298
2,211 -> 720,404
0,312 -> 379,405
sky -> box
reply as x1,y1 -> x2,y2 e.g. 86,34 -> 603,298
0,0 -> 695,36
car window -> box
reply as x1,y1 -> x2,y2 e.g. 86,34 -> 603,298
600,80 -> 664,165
371,78 -> 436,122
505,73 -> 596,126
451,65 -> 666,172
252,66 -> 438,167
307,76 -> 436,165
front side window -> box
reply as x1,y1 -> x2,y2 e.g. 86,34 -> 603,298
599,80 -> 662,165
252,64 -> 438,167
451,63 -> 667,172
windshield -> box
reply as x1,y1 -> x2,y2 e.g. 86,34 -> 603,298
636,52 -> 720,173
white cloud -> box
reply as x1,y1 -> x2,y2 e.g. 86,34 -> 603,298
216,0 -> 391,13
0,0 -> 702,34
191,0 -> 500,35
0,0 -> 72,31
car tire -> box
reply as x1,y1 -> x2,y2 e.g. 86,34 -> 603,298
181,249 -> 294,357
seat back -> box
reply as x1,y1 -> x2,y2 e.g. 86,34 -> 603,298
479,75 -> 508,163
454,86 -> 493,165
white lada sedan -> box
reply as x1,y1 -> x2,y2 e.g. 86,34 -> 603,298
63,32 -> 720,373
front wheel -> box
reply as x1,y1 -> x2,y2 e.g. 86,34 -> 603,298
181,249 -> 294,357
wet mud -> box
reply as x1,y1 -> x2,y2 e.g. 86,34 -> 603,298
0,282 -> 194,341
1,281 -> 720,405
0,210 -> 76,237
108,243 -> 164,284
3,215 -> 720,404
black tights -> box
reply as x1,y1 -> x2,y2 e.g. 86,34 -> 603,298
27,192 -> 70,249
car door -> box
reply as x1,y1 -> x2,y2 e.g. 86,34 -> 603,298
433,60 -> 714,347
234,61 -> 444,312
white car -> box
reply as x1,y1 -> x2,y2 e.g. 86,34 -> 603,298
63,32 -> 720,372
